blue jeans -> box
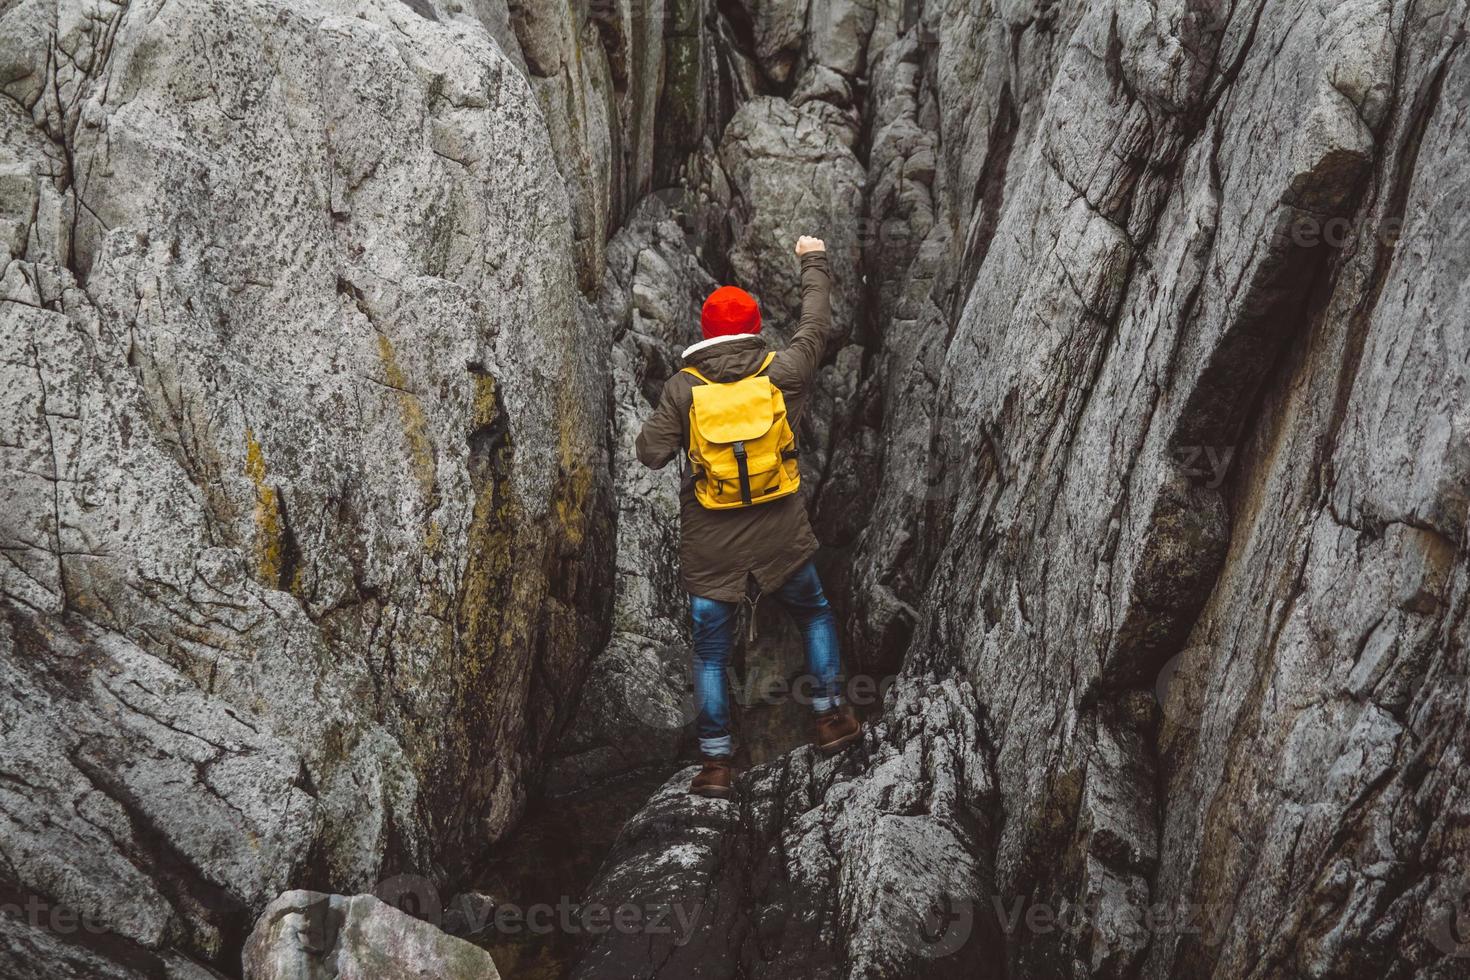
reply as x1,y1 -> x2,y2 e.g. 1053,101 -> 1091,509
690,561 -> 844,758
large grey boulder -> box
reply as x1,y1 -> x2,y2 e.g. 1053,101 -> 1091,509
733,0 -> 810,84
1,0 -> 611,972
242,891 -> 501,980
716,95 -> 868,489
720,96 -> 864,331
0,613 -> 317,964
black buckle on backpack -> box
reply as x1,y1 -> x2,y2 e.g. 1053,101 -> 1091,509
732,440 -> 753,506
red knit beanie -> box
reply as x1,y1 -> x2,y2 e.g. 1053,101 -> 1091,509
700,286 -> 761,340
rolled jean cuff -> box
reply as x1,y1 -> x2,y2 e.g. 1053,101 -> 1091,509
812,694 -> 843,713
699,735 -> 733,758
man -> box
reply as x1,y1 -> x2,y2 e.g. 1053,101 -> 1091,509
636,235 -> 862,799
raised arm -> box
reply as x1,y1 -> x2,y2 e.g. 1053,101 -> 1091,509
775,236 -> 833,394
635,378 -> 684,470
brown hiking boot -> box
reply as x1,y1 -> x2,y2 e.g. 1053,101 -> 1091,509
689,756 -> 734,798
813,705 -> 862,754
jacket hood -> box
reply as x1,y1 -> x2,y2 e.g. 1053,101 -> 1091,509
681,333 -> 770,382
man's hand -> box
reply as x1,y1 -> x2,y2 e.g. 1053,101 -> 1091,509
794,235 -> 826,256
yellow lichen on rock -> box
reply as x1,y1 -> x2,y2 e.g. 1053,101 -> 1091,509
243,428 -> 302,595
375,333 -> 439,507
470,372 -> 500,430
244,428 -> 286,588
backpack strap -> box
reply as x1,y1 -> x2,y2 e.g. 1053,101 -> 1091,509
732,440 -> 753,505
680,364 -> 713,385
752,353 -> 795,459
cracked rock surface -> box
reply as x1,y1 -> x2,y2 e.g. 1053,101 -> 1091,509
3,0 -> 1469,978
574,1 -> 1470,978
2,0 -> 614,973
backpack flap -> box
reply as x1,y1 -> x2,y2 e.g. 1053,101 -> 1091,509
689,377 -> 776,445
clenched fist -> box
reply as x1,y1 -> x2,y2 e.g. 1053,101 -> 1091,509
794,235 -> 826,256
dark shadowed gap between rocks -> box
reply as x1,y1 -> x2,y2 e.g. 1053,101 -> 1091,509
457,7 -> 910,975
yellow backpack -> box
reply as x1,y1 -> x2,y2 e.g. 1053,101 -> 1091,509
681,352 -> 801,510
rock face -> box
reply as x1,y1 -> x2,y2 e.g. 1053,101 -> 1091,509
242,890 -> 501,980
574,677 -> 1000,980
4,0 -> 1469,979
575,1 -> 1470,979
547,194 -> 710,792
1,0 -> 612,973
